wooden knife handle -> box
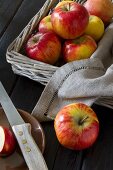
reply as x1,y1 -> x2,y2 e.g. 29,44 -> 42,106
12,123 -> 48,170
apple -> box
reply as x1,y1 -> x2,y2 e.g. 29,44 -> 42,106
0,126 -> 16,156
25,32 -> 61,65
84,0 -> 113,24
63,35 -> 97,62
54,103 -> 99,150
51,2 -> 89,39
38,15 -> 54,33
84,15 -> 105,42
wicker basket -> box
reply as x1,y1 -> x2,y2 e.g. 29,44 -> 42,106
6,0 -> 86,85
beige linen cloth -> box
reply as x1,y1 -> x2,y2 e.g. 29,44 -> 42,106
32,21 -> 113,122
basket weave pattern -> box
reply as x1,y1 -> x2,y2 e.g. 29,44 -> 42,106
6,0 -> 86,85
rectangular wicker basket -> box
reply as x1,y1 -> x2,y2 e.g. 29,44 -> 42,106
6,0 -> 86,85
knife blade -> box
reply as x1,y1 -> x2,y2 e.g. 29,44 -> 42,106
0,81 -> 48,170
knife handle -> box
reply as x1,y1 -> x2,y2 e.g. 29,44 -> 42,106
12,123 -> 48,170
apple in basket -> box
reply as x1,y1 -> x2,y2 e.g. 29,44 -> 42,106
54,103 -> 99,150
0,126 -> 16,156
25,32 -> 61,65
63,35 -> 97,62
38,15 -> 54,33
51,1 -> 89,39
84,0 -> 113,24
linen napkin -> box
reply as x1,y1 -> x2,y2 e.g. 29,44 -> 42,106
32,21 -> 113,122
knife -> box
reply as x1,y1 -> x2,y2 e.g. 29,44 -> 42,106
0,81 -> 48,170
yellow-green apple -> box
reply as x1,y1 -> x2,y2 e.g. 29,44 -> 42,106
84,0 -> 113,24
63,35 -> 97,62
0,126 -> 16,156
51,2 -> 89,39
38,15 -> 54,33
54,103 -> 99,150
25,32 -> 61,65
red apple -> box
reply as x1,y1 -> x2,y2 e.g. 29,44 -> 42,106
38,15 -> 54,33
25,32 -> 61,65
51,2 -> 89,39
84,0 -> 113,24
63,35 -> 97,62
0,126 -> 16,156
54,103 -> 99,150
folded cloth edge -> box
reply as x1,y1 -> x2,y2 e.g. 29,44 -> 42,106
31,58 -> 105,122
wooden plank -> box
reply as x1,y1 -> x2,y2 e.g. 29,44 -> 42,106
42,122 -> 59,170
52,146 -> 83,170
10,77 -> 44,112
0,0 -> 46,91
0,0 -> 24,92
0,0 -> 23,37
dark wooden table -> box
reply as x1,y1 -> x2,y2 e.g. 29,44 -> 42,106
1,0 -> 113,170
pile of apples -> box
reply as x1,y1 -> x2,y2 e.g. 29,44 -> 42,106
25,0 -> 113,66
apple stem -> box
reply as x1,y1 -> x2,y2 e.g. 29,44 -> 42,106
63,3 -> 71,11
79,116 -> 89,125
33,38 -> 38,43
68,3 -> 71,11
